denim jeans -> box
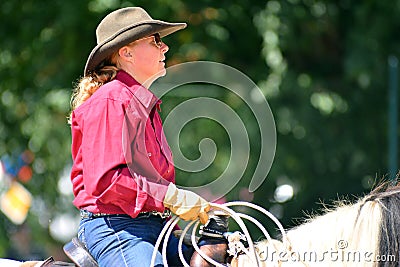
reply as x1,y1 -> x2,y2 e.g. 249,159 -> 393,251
78,213 -> 192,267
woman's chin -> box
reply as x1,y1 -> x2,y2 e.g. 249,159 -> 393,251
157,68 -> 167,77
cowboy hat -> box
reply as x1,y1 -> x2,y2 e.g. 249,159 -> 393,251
84,7 -> 186,75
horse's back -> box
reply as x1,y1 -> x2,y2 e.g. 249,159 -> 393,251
0,259 -> 22,267
0,258 -> 43,267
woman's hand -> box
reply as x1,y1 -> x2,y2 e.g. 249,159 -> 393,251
163,183 -> 210,224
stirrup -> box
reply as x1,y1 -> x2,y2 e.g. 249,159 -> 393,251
63,238 -> 98,267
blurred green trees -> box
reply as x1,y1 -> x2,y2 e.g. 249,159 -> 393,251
0,0 -> 398,260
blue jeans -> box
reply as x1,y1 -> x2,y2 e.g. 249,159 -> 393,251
78,213 -> 193,267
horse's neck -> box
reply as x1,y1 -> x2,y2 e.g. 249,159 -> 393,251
232,197 -> 385,267
284,198 -> 382,264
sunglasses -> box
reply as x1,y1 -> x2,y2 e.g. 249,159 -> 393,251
133,33 -> 163,48
152,33 -> 162,48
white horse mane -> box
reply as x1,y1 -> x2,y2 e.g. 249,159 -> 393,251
282,197 -> 381,266
238,184 -> 400,267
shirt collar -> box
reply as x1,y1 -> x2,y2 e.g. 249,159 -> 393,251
115,70 -> 161,111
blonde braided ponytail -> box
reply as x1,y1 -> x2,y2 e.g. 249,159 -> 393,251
68,63 -> 119,124
70,66 -> 118,110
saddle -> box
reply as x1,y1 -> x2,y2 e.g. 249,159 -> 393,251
63,238 -> 98,267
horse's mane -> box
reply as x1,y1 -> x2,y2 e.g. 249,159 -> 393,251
251,182 -> 400,266
371,183 -> 400,266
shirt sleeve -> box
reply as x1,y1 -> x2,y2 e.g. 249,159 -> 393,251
81,95 -> 169,216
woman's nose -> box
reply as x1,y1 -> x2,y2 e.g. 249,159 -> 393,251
161,42 -> 169,53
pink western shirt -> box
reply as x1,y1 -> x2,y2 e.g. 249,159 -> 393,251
70,70 -> 175,217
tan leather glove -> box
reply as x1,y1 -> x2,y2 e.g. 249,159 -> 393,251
163,183 -> 210,224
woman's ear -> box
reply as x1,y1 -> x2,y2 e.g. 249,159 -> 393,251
118,46 -> 133,60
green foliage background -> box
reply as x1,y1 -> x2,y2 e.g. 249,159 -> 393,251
0,0 -> 399,260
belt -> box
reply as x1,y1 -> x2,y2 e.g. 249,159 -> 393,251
80,209 -> 171,220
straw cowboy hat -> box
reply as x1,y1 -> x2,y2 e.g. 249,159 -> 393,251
84,7 -> 186,75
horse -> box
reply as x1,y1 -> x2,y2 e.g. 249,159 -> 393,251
5,183 -> 400,267
0,259 -> 42,267
232,182 -> 400,266
0,257 -> 78,266
0,257 -> 73,267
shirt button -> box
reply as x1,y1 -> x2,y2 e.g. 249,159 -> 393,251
148,153 -> 152,157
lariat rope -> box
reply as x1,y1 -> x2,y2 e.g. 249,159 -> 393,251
150,201 -> 288,267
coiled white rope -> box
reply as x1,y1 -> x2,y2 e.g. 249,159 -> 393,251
150,201 -> 287,267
